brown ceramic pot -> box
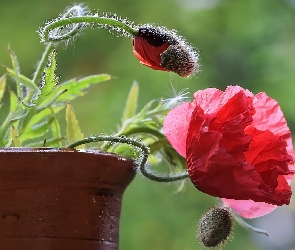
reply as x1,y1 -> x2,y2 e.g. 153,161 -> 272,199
0,148 -> 136,250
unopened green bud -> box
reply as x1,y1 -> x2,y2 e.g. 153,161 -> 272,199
197,206 -> 233,248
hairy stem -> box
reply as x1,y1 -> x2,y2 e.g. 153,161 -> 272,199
100,126 -> 165,152
67,135 -> 189,182
42,16 -> 137,43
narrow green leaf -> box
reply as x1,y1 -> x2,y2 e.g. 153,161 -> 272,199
122,81 -> 139,122
40,74 -> 111,106
10,111 -> 28,123
8,48 -> 21,97
66,103 -> 84,149
5,67 -> 39,92
0,74 -> 6,102
0,111 -> 19,146
36,89 -> 67,111
11,126 -> 21,147
34,50 -> 58,106
21,101 -> 36,110
19,117 -> 53,142
17,106 -> 63,140
25,106 -> 63,129
50,107 -> 62,147
9,89 -> 19,113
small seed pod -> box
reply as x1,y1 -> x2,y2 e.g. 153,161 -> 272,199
132,25 -> 199,77
197,206 -> 233,248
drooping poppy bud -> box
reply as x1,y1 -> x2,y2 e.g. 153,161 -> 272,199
132,25 -> 199,77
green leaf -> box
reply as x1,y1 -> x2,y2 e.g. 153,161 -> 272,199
10,111 -> 28,123
11,126 -> 22,147
0,115 -> 21,147
8,48 -> 21,97
26,106 -> 63,129
0,74 -> 6,103
40,74 -> 111,106
5,67 -> 39,92
122,81 -> 139,122
15,105 -> 63,143
21,101 -> 36,110
9,88 -> 19,113
36,89 -> 67,111
19,117 -> 53,142
50,107 -> 62,147
66,103 -> 84,149
34,50 -> 58,106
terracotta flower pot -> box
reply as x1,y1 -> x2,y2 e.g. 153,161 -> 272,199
0,148 -> 136,250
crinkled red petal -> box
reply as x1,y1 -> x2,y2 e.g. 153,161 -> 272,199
186,92 -> 293,206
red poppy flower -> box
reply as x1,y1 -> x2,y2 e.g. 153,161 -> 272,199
132,26 -> 199,77
163,86 -> 294,218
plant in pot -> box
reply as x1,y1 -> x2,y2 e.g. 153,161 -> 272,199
0,4 -> 191,250
1,3 -> 294,250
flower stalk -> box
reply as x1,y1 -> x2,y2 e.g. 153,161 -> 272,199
39,6 -> 137,45
67,135 -> 189,182
232,212 -> 270,238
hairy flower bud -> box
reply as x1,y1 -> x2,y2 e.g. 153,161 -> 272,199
133,25 -> 199,77
197,207 -> 233,248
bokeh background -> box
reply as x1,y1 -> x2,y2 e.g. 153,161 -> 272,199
1,0 -> 295,249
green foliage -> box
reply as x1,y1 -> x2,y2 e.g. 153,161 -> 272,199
11,126 -> 21,147
99,83 -> 187,173
6,67 -> 38,92
33,50 -> 59,106
45,74 -> 111,105
122,80 -> 139,122
0,48 -> 111,147
0,74 -> 7,106
66,103 -> 84,149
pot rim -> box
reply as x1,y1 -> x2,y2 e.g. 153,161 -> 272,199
0,147 -> 133,161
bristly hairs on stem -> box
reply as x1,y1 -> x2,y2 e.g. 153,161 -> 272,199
67,135 -> 189,183
38,3 -> 137,46
38,4 -> 90,46
33,5 -> 88,85
34,4 -> 137,85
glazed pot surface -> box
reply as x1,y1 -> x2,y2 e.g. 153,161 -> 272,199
0,148 -> 136,250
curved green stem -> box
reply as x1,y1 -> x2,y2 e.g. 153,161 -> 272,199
233,212 -> 270,238
100,126 -> 165,152
41,16 -> 137,43
67,135 -> 189,183
33,5 -> 87,86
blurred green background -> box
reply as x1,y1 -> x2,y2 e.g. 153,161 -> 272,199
1,0 -> 295,249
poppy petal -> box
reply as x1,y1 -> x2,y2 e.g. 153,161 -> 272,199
222,198 -> 277,219
163,102 -> 193,157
